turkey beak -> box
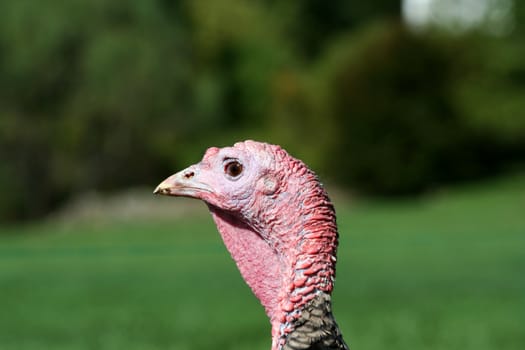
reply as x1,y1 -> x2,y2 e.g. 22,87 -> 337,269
154,166 -> 212,198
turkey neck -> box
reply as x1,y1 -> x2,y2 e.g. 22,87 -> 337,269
245,172 -> 344,349
207,171 -> 346,350
268,187 -> 345,350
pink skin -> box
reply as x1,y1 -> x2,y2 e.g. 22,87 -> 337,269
155,140 -> 338,350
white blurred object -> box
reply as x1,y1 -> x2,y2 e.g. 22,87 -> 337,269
402,0 -> 514,35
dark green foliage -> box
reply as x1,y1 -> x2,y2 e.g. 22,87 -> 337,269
0,0 -> 524,220
289,0 -> 400,57
0,0 -> 191,220
317,22 -> 525,194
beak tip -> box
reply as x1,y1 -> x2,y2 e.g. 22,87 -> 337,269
153,184 -> 167,195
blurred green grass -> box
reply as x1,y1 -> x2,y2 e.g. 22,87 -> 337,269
1,175 -> 524,350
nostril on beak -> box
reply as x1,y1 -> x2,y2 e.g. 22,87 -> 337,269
184,171 -> 195,179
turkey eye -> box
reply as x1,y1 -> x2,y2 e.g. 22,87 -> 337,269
224,161 -> 243,178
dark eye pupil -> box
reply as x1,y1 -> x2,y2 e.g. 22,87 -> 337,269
225,161 -> 243,177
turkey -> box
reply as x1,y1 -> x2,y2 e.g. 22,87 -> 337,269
154,140 -> 349,350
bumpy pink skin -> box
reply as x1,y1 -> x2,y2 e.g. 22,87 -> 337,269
157,141 -> 338,350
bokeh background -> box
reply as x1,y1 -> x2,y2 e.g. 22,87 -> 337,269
0,0 -> 524,349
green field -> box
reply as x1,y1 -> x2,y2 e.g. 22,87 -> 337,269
1,175 -> 524,350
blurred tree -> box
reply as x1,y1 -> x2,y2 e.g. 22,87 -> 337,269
187,0 -> 292,126
309,21 -> 524,194
284,0 -> 401,58
0,0 -> 192,220
514,1 -> 525,34
0,0 -> 523,221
